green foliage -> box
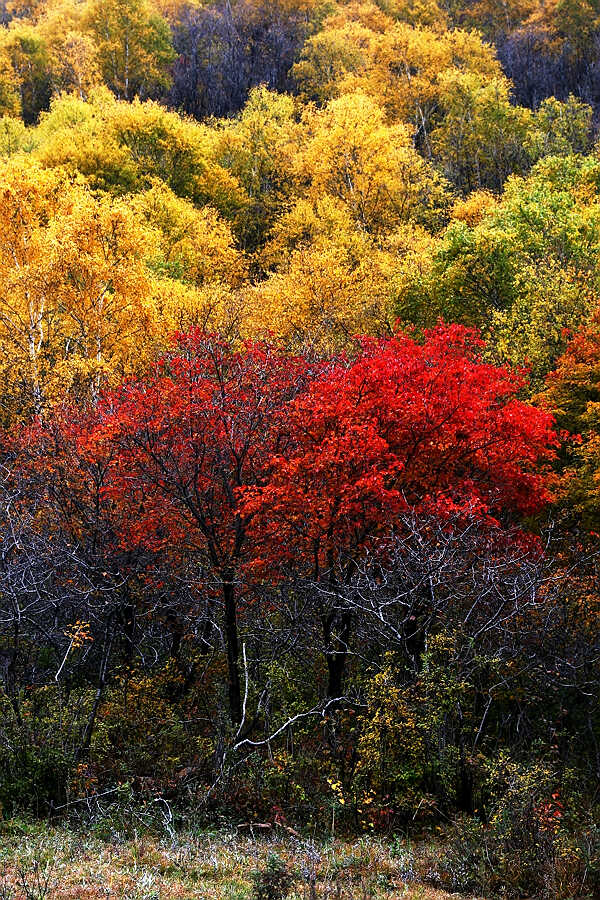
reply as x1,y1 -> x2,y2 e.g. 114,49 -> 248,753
0,3 -> 598,885
83,0 -> 175,101
492,260 -> 596,389
0,693 -> 76,816
527,95 -> 593,159
432,72 -> 532,193
0,24 -> 51,123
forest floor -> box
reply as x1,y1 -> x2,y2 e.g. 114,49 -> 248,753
0,822 -> 483,900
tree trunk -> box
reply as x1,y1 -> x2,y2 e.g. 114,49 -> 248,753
78,625 -> 114,758
223,578 -> 242,725
323,609 -> 352,700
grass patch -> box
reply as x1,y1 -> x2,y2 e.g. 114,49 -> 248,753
0,823 -> 482,900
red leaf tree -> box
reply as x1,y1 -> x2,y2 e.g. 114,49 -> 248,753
83,330 -> 315,724
243,324 -> 557,697
27,325 -> 556,722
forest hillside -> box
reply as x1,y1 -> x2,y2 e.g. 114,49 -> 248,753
0,2 -> 599,898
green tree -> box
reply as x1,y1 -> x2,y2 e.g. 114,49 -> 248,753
0,22 -> 51,122
431,72 -> 532,193
84,0 -> 175,100
526,95 -> 593,160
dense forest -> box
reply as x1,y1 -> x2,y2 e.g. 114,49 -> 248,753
0,1 -> 599,897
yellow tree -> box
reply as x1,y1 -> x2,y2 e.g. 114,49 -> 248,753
49,189 -> 154,402
0,116 -> 31,156
0,21 -> 51,122
0,158 -> 156,417
150,279 -> 245,348
298,91 -> 450,234
292,19 -> 375,103
127,182 -> 247,288
0,159 -> 65,417
243,239 -> 399,354
33,90 -> 248,219
83,0 -> 175,100
259,194 -> 367,270
431,72 -> 532,192
526,0 -> 600,61
454,0 -> 538,37
244,198 -> 436,352
32,88 -> 142,193
211,86 -> 301,249
340,22 -> 502,141
37,0 -> 103,99
0,49 -> 22,117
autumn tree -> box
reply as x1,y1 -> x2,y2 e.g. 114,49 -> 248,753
37,0 -> 102,99
0,46 -> 21,115
295,15 -> 501,144
544,312 -> 600,529
32,91 -> 246,215
413,154 -> 600,360
74,333 -> 315,725
126,181 -> 247,287
83,0 -> 175,101
8,406 -> 149,758
0,20 -> 51,121
298,91 -> 450,234
211,86 -> 301,249
245,205 -> 432,353
0,157 -> 155,418
245,324 -> 556,698
431,72 -> 532,193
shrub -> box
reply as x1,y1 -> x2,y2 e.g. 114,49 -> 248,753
424,757 -> 600,898
251,853 -> 294,900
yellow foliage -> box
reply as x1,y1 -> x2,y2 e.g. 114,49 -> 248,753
33,90 -> 248,216
303,16 -> 501,130
0,157 -> 156,415
244,238 -> 400,353
375,0 -> 448,29
150,278 -> 245,347
0,48 -> 22,117
431,71 -> 532,192
0,116 -> 33,157
127,181 -> 247,287
82,0 -> 175,101
327,1 -> 394,32
451,189 -> 498,226
211,86 -> 302,247
298,91 -> 450,233
355,663 -> 425,796
292,19 -> 375,103
35,0 -> 102,98
261,194 -> 364,269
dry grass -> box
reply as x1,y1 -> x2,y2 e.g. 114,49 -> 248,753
0,823 -> 483,900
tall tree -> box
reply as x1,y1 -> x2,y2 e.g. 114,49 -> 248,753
0,158 -> 154,418
244,324 -> 556,697
84,0 -> 175,101
75,332 -> 314,725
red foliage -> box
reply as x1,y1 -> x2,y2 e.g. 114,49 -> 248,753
243,323 -> 557,578
89,331 -> 314,565
12,325 -> 557,715
81,330 -> 314,722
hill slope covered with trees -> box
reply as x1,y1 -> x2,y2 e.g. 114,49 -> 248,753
0,2 -> 599,898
